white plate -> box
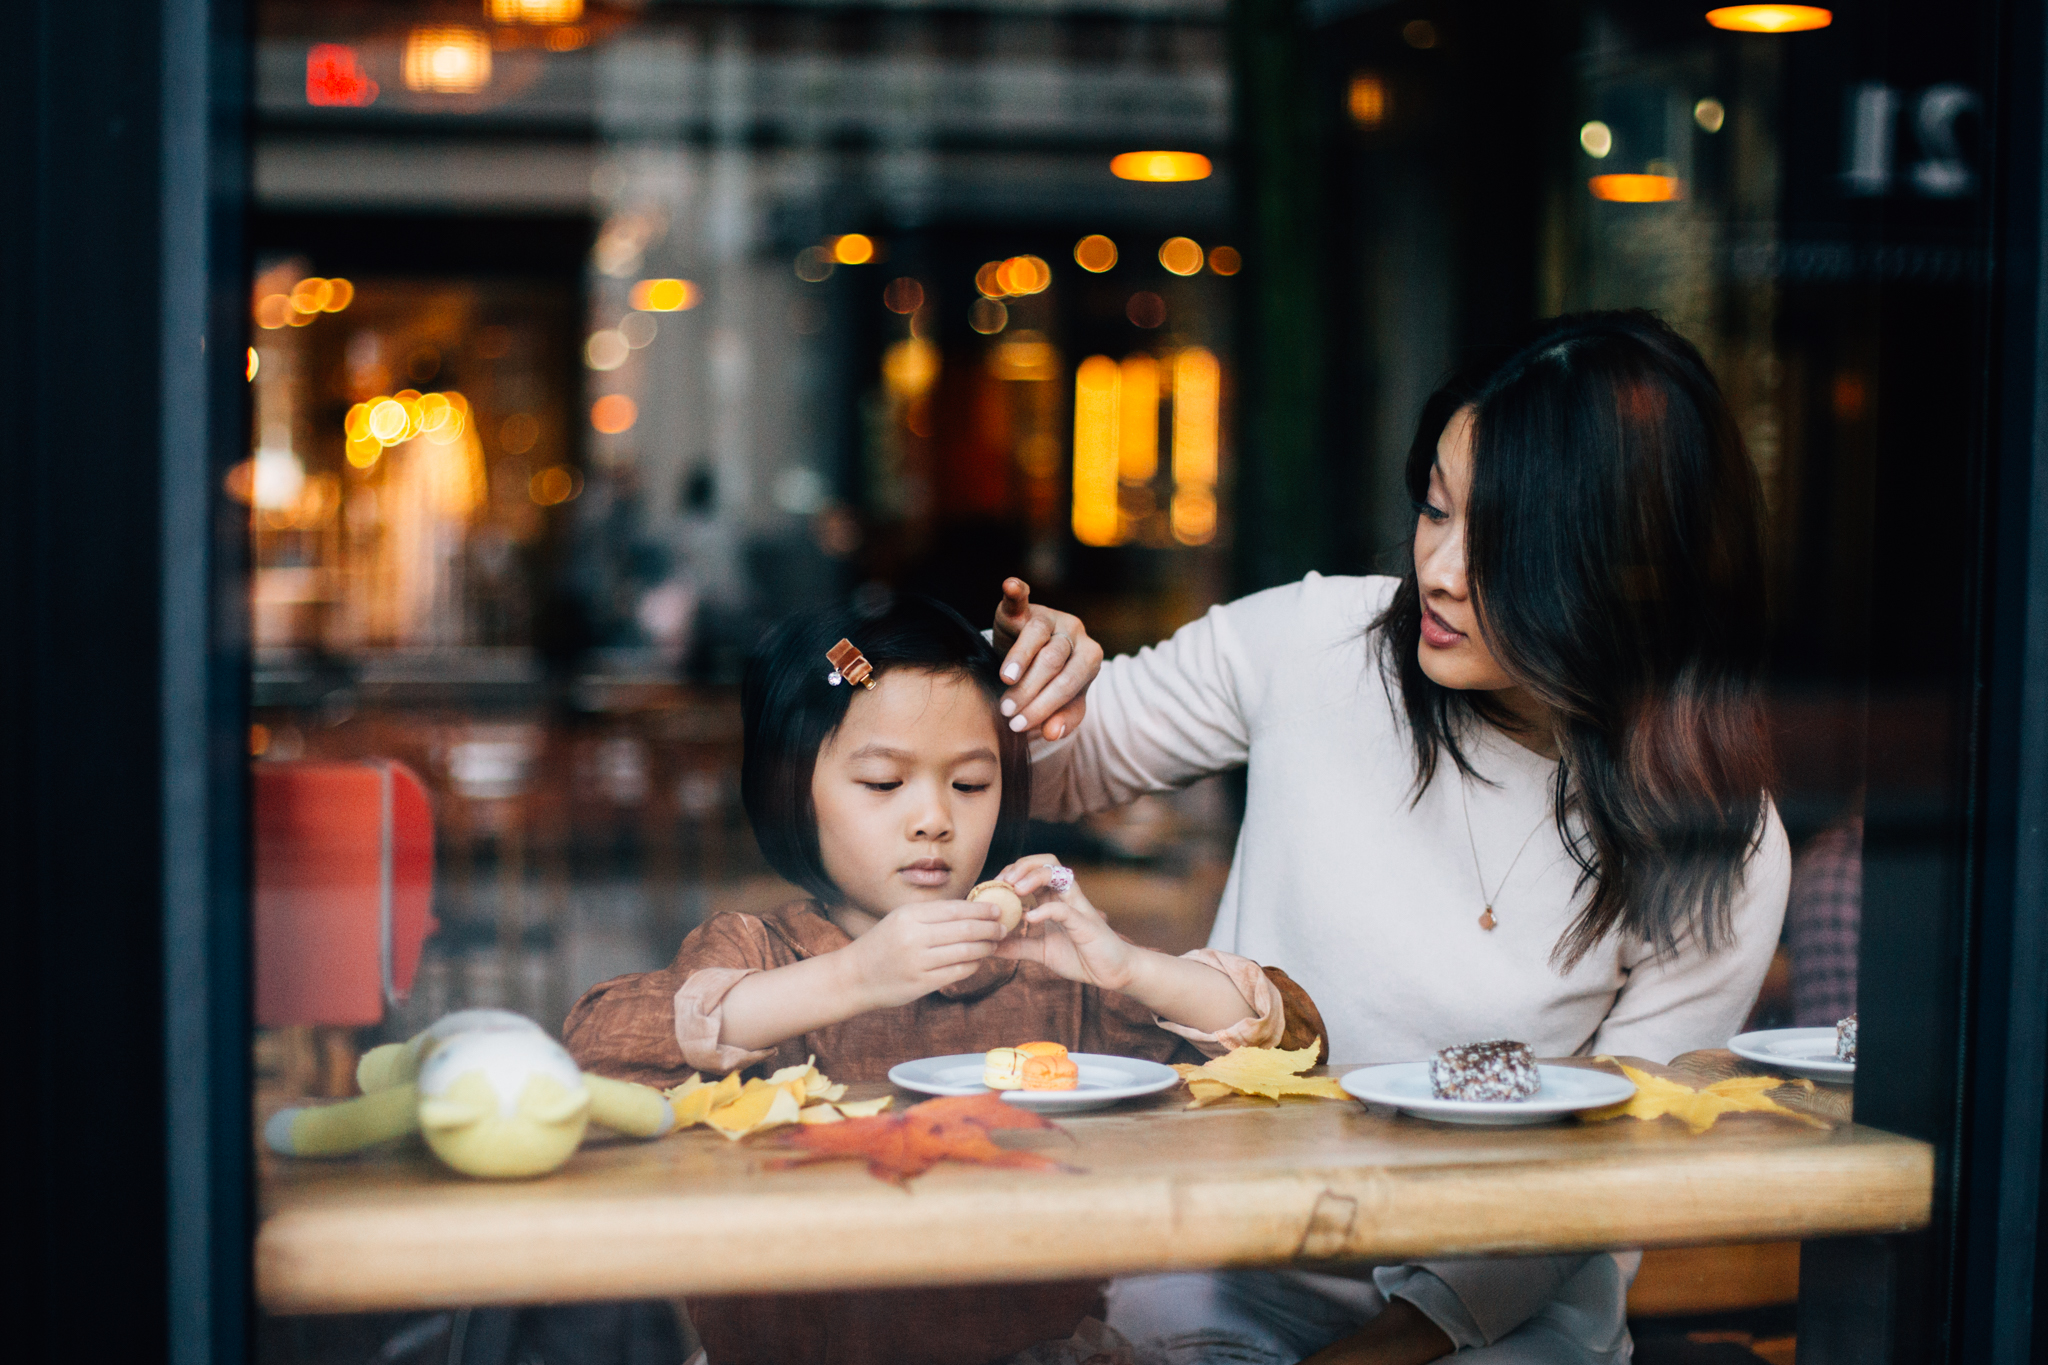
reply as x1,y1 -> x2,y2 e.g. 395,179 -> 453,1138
888,1052 -> 1181,1112
1340,1061 -> 1637,1126
1729,1027 -> 1855,1083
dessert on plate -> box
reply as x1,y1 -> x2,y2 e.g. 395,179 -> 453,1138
983,1041 -> 1079,1091
1430,1039 -> 1541,1101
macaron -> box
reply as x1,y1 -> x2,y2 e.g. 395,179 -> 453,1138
967,879 -> 1026,936
983,1047 -> 1027,1090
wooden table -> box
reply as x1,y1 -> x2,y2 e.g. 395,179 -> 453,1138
256,1053 -> 1930,1315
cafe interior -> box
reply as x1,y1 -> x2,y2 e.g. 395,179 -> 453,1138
13,1 -> 2048,1363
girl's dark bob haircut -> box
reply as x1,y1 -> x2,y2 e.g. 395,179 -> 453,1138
741,592 -> 1030,906
1376,310 -> 1773,969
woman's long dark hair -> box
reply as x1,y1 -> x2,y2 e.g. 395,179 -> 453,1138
1375,311 -> 1772,968
740,592 -> 1031,906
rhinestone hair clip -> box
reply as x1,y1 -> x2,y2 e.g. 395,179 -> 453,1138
825,638 -> 876,689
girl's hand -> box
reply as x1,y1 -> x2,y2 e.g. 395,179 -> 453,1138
837,899 -> 1007,1010
991,578 -> 1102,742
991,855 -> 1136,991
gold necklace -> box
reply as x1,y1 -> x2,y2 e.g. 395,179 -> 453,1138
1459,777 -> 1550,931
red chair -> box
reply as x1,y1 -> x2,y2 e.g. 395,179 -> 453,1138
254,760 -> 437,1031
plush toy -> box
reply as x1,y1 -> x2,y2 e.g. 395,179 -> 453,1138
265,1009 -> 675,1178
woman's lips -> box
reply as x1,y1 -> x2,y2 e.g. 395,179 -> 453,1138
1420,607 -> 1466,649
898,860 -> 952,888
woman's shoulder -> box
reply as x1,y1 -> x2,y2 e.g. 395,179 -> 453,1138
1206,572 -> 1399,655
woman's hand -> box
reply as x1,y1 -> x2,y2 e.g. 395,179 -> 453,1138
991,578 -> 1103,741
990,855 -> 1137,990
836,900 -> 1008,1010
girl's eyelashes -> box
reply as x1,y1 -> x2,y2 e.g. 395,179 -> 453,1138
952,781 -> 992,794
858,780 -> 902,792
1412,498 -> 1449,523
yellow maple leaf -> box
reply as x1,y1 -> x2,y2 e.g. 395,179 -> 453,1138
666,1071 -> 743,1128
706,1077 -> 808,1139
1173,1044 -> 1351,1109
1581,1060 -> 1826,1135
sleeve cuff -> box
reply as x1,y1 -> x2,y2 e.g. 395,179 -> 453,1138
1371,1265 -> 1486,1352
672,968 -> 776,1074
1153,949 -> 1284,1056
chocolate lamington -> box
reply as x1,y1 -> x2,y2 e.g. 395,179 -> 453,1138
1835,1013 -> 1858,1062
1430,1039 -> 1541,1101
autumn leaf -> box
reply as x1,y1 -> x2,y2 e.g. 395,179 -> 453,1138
1580,1060 -> 1828,1134
773,1091 -> 1072,1185
1173,1045 -> 1352,1108
663,1060 -> 886,1139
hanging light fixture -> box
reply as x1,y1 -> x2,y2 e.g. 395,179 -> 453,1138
1705,6 -> 1832,32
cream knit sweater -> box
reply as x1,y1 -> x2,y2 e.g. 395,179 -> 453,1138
1032,572 -> 1791,1069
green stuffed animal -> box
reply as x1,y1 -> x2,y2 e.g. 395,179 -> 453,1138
265,1009 -> 674,1178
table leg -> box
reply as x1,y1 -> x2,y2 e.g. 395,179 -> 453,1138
1794,1236 -> 1895,1363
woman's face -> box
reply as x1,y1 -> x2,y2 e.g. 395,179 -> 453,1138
1413,406 -> 1521,694
811,668 -> 1003,920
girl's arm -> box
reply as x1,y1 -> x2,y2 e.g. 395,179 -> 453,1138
992,858 -> 1255,1033
716,899 -> 1008,1051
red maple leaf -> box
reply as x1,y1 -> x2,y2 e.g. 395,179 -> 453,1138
774,1092 -> 1074,1185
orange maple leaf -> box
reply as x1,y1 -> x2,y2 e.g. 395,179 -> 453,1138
773,1092 -> 1074,1185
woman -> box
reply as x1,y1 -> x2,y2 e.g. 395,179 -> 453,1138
990,312 -> 1790,1364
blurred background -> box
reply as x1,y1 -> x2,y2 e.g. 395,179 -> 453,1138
245,0 -> 1980,1133
242,3 -> 1995,1360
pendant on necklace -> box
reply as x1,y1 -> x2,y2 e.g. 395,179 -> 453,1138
1479,907 -> 1497,931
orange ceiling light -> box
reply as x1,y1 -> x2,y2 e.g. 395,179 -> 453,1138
1589,174 -> 1682,203
1111,151 -> 1212,183
629,278 -> 699,311
488,0 -> 584,22
403,27 -> 492,93
1705,5 -> 1832,32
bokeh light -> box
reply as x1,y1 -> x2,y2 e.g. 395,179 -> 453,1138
290,277 -> 334,313
1695,98 -> 1727,133
794,248 -> 834,283
1158,237 -> 1204,276
883,338 -> 941,399
1348,74 -> 1388,129
831,234 -> 876,265
1127,292 -> 1166,328
883,278 -> 926,314
1403,19 -> 1438,48
1208,245 -> 1242,276
1580,121 -> 1614,158
630,278 -> 699,311
1118,353 -> 1159,482
1705,5 -> 1831,32
1074,235 -> 1118,272
1589,173 -> 1682,202
585,330 -> 630,371
1072,355 -> 1122,547
403,27 -> 493,94
1110,151 -> 1213,183
254,294 -> 293,329
530,465 -> 582,506
246,347 -> 260,381
969,298 -> 1008,334
618,312 -> 658,348
488,0 -> 583,20
500,413 -> 541,455
591,394 -> 638,434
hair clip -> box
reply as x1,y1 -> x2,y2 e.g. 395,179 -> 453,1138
825,638 -> 876,690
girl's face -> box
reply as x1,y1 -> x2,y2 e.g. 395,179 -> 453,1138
811,668 -> 1003,920
1413,405 -> 1520,694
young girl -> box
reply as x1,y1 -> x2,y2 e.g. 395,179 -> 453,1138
563,593 -> 1323,1365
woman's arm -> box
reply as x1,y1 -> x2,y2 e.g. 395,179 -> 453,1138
716,899 -> 1008,1050
1591,805 -> 1793,1062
